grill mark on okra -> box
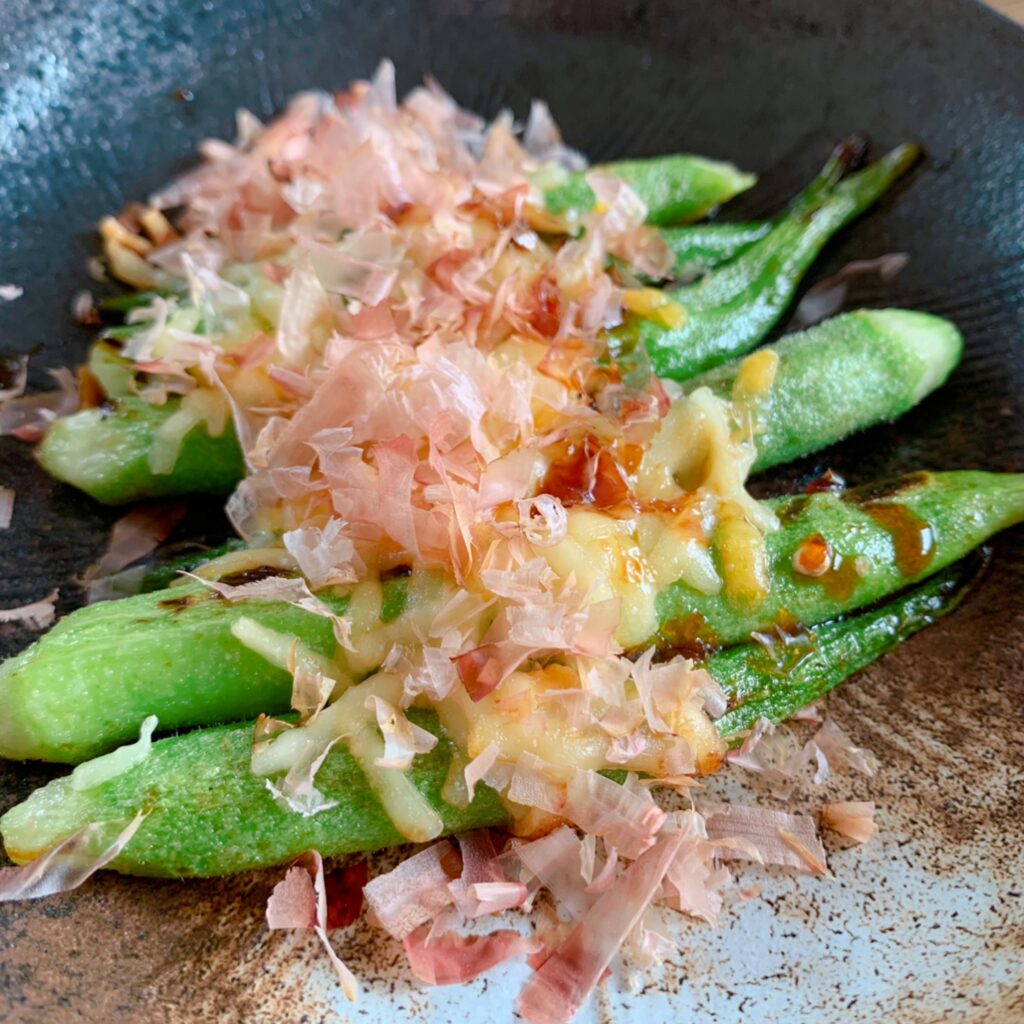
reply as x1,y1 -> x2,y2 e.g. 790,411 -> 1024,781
156,595 -> 203,613
842,471 -> 931,505
217,566 -> 291,587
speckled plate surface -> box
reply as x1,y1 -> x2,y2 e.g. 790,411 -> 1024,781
1,1 -> 1022,1021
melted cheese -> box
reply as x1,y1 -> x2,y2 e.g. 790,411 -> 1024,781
539,508 -> 656,648
436,664 -> 725,776
231,616 -> 342,682
733,348 -> 779,400
189,546 -> 298,583
538,505 -> 721,649
635,386 -> 775,530
715,505 -> 770,607
337,571 -> 452,677
621,287 -> 687,329
250,671 -> 443,842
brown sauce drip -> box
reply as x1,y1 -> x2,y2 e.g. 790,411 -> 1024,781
791,535 -> 863,601
654,611 -> 720,662
863,503 -> 936,577
814,551 -> 862,601
157,595 -> 199,613
750,609 -> 818,679
539,433 -> 698,520
540,435 -> 634,510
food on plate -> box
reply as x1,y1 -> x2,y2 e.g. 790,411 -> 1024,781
0,62 -> 1020,1021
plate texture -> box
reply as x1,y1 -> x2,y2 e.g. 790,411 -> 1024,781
0,1 -> 1022,1021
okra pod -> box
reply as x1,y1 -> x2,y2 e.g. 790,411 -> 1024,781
712,556 -> 979,736
0,707 -> 509,877
686,309 -> 963,473
632,144 -> 922,381
659,221 -> 772,281
655,135 -> 865,281
35,396 -> 245,505
0,559 -> 975,877
32,143 -> 893,507
0,569 -> 424,764
1,472 -> 1019,764
0,582 -> 342,763
37,303 -> 948,507
545,154 -> 756,225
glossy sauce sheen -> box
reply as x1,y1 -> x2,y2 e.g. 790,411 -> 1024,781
863,503 -> 936,577
541,435 -> 635,509
655,610 -> 719,660
809,552 -> 864,601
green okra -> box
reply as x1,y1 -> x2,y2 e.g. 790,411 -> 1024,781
711,556 -> 979,737
685,308 -> 963,473
655,135 -> 865,281
0,568 -> 425,765
659,221 -> 772,281
630,143 -> 922,382
35,396 -> 245,505
1,472 -> 1020,764
0,557 -> 975,877
32,142 -> 882,508
0,583 -> 341,764
0,707 -> 509,877
38,304 -> 950,508
545,154 -> 756,225
135,539 -> 249,593
87,341 -> 135,399
654,470 -> 1023,649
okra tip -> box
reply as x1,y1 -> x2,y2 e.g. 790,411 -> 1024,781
860,308 -> 964,400
882,141 -> 924,177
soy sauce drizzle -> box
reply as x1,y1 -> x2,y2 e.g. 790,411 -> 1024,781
654,611 -> 720,662
750,610 -> 818,679
863,503 -> 935,577
540,435 -> 635,510
812,553 -> 864,601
